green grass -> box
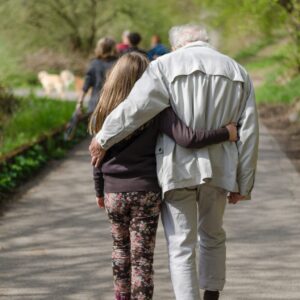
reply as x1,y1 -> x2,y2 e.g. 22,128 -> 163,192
255,73 -> 300,103
0,96 -> 75,156
243,54 -> 285,71
234,38 -> 274,62
3,72 -> 39,88
235,38 -> 300,104
0,120 -> 88,198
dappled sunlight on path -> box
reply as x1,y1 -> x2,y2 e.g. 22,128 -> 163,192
0,123 -> 300,299
222,124 -> 300,299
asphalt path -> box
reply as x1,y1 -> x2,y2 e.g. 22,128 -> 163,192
0,124 -> 299,300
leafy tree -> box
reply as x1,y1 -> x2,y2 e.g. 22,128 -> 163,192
2,0 -> 299,76
277,0 -> 300,71
0,0 -> 197,55
197,0 -> 300,72
0,0 -> 125,54
197,0 -> 286,49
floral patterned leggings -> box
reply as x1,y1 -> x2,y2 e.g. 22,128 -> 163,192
104,191 -> 162,300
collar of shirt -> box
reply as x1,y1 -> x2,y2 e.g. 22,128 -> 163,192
182,40 -> 214,50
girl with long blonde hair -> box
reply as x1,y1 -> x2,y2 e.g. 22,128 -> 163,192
90,52 -> 237,300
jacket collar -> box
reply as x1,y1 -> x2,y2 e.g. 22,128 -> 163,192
182,41 -> 214,50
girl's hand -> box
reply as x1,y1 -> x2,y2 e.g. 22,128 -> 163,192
96,197 -> 105,209
226,123 -> 238,142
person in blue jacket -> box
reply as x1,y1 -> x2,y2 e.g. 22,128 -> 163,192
147,34 -> 169,60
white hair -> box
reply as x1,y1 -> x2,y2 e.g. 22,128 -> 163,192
169,24 -> 209,49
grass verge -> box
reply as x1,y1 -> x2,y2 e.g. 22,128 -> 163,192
236,39 -> 300,104
255,74 -> 300,104
0,119 -> 88,202
0,91 -> 90,202
1,96 -> 75,156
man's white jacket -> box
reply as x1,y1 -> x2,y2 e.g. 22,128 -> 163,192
96,41 -> 259,199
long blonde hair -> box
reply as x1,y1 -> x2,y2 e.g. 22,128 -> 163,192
89,52 -> 149,134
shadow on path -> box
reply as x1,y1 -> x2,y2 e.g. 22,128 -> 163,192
0,124 -> 299,299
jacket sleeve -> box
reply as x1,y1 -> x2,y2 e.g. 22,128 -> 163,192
158,108 -> 229,148
236,76 -> 259,199
82,63 -> 95,92
147,48 -> 155,61
95,61 -> 170,150
93,166 -> 104,198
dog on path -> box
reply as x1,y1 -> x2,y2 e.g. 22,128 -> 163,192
38,70 -> 75,98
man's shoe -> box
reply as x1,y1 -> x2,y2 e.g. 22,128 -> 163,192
204,290 -> 219,300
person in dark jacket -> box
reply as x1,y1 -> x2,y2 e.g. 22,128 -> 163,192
88,52 -> 238,300
76,37 -> 118,114
124,32 -> 148,56
148,34 -> 169,60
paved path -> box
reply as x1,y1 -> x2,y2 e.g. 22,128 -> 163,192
13,88 -> 78,102
1,124 -> 300,300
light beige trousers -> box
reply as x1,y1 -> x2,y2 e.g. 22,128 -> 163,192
161,184 -> 227,300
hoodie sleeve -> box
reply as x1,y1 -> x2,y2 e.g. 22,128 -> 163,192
93,166 -> 104,198
82,61 -> 95,92
158,107 -> 229,148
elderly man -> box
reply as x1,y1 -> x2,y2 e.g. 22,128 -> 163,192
90,24 -> 259,300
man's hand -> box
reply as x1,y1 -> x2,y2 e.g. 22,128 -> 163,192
89,137 -> 106,167
228,192 -> 246,204
96,197 -> 105,209
226,123 -> 238,142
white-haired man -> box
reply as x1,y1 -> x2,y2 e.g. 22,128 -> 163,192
89,24 -> 259,300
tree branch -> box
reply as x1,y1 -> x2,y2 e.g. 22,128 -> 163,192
277,0 -> 294,13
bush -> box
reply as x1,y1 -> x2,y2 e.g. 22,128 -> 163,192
0,96 -> 76,156
0,119 -> 88,201
23,48 -> 88,76
0,86 -> 20,119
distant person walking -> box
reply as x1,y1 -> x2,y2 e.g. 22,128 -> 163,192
125,32 -> 148,56
116,30 -> 130,54
76,37 -> 118,114
147,35 -> 169,60
64,37 -> 117,141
